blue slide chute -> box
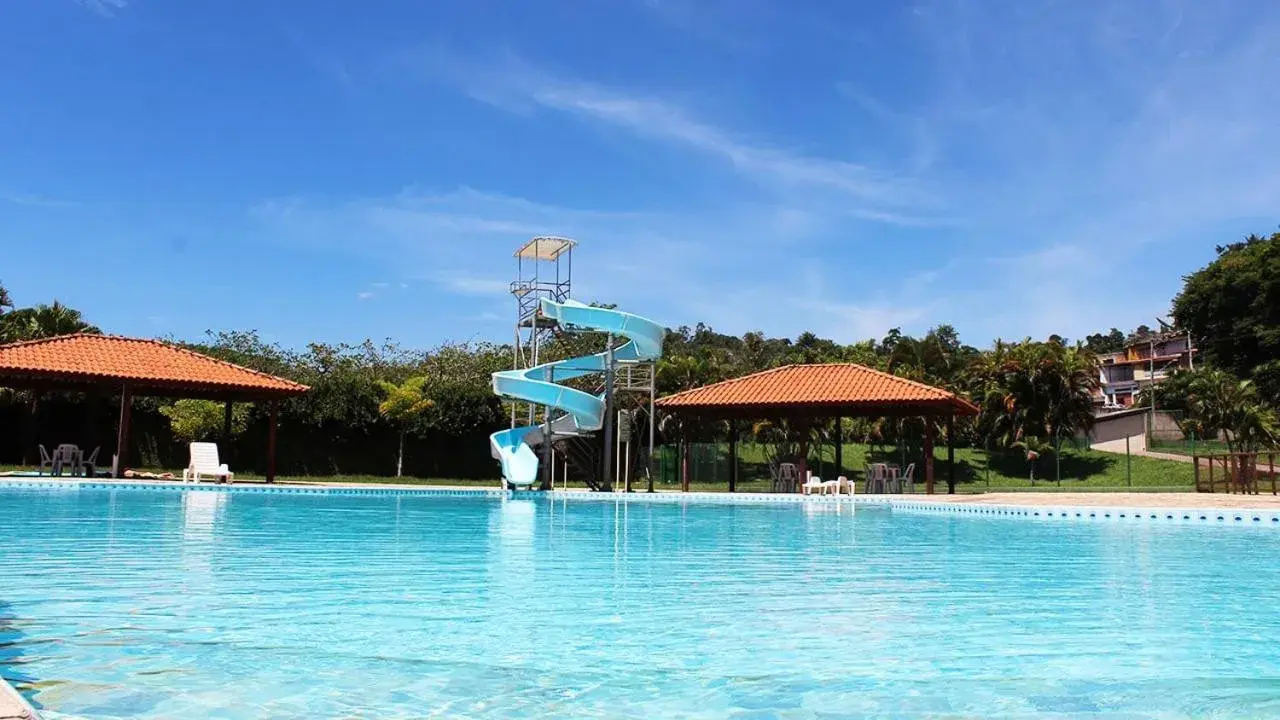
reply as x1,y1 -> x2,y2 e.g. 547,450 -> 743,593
489,299 -> 664,488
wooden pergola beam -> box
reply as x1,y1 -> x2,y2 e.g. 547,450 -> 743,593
115,384 -> 132,479
0,334 -> 307,481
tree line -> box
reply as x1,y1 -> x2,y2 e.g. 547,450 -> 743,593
1,230 -> 1277,480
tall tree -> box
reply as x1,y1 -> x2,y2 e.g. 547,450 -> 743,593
1155,368 -> 1278,453
966,340 -> 1099,449
1172,231 -> 1280,397
0,301 -> 100,342
377,377 -> 435,477
1084,328 -> 1127,354
0,281 -> 11,315
160,400 -> 250,443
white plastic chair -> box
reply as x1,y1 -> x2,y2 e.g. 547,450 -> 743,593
801,471 -> 825,495
822,475 -> 850,495
899,463 -> 916,494
885,464 -> 902,493
777,463 -> 800,493
53,444 -> 81,477
82,447 -> 101,478
38,445 -> 55,475
183,442 -> 234,484
864,463 -> 888,494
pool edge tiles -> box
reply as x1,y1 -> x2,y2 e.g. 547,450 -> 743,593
3,479 -> 1280,525
0,478 -> 864,507
0,478 -> 509,499
889,499 -> 1280,526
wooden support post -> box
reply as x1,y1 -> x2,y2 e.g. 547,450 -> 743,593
923,418 -> 935,494
222,401 -> 234,464
1193,454 -> 1201,491
946,414 -> 956,495
797,421 -> 810,493
1208,454 -> 1215,493
728,423 -> 738,493
834,417 -> 843,478
266,401 -> 279,484
114,384 -> 132,478
680,440 -> 690,493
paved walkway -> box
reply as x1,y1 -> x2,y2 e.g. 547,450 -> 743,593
923,492 -> 1280,509
0,679 -> 37,719
12,476 -> 1280,510
1092,435 -> 1280,479
1091,433 -> 1191,461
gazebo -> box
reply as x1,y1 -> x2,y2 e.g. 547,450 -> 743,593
656,363 -> 979,493
0,334 -> 309,481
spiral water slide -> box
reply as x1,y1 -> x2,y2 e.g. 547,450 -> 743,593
489,298 -> 664,488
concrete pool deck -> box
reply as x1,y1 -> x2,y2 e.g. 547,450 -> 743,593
5,476 -> 1280,509
0,677 -> 37,719
917,491 -> 1280,510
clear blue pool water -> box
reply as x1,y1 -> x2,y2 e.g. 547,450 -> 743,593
3,488 -> 1280,718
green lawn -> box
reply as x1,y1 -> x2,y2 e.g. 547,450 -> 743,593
1145,438 -> 1234,457
663,442 -> 1197,493
3,441 -> 1197,494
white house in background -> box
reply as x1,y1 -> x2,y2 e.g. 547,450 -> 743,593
1096,332 -> 1195,410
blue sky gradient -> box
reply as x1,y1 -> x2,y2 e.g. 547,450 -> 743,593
3,0 -> 1277,349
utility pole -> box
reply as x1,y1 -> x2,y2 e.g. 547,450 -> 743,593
601,334 -> 616,492
542,365 -> 554,491
1149,337 -> 1157,417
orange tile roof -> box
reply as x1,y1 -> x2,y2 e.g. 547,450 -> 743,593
0,333 -> 308,398
657,363 -> 978,416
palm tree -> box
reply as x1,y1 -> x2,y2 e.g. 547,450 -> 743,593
657,354 -> 723,394
0,301 -> 100,342
1183,369 -> 1278,453
965,339 -> 1100,455
1012,436 -> 1055,483
377,377 -> 435,477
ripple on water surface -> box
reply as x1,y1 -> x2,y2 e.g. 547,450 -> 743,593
3,488 -> 1280,718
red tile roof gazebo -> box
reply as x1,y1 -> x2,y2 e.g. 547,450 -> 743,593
0,334 -> 309,481
657,364 -> 978,493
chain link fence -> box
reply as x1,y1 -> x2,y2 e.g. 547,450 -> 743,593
1146,410 -> 1231,456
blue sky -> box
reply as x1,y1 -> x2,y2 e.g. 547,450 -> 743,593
2,0 -> 1277,350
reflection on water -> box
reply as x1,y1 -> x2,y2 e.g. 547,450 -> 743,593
7,489 -> 1280,718
182,491 -> 227,539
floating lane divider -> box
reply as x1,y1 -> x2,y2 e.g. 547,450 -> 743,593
2,480 -> 1277,525
889,499 -> 1280,526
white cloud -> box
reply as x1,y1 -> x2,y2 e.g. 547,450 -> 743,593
436,275 -> 510,296
411,50 -> 936,223
253,186 -> 927,343
264,4 -> 1280,346
356,291 -> 375,300
1,193 -> 80,208
75,0 -> 127,17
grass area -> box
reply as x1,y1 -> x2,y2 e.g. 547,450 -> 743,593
667,442 -> 1197,492
5,441 -> 1198,494
1146,438 -> 1233,457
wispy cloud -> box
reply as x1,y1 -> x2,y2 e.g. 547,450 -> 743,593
1,193 -> 80,208
409,49 -> 936,223
252,186 -> 928,342
356,291 -> 375,300
75,0 -> 127,18
435,275 -> 510,296
265,3 -> 1280,346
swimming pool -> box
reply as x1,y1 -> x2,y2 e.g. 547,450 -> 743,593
3,486 -> 1280,718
